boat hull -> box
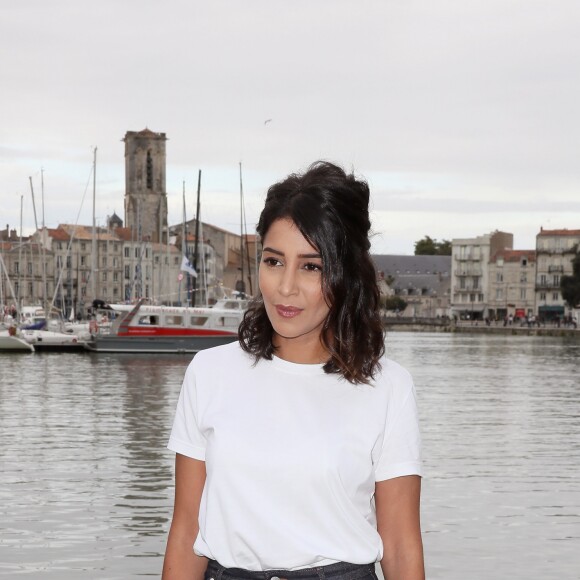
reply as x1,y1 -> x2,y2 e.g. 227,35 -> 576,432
84,333 -> 238,354
0,333 -> 35,352
21,330 -> 87,352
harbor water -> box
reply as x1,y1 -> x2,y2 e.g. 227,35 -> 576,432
0,333 -> 578,579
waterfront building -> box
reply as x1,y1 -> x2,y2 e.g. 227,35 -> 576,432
115,227 -> 182,305
0,226 -> 19,242
451,231 -> 513,320
535,228 -> 580,321
488,249 -> 536,321
0,239 -> 54,311
36,225 -> 123,317
372,255 -> 452,317
174,220 -> 258,299
123,128 -> 168,244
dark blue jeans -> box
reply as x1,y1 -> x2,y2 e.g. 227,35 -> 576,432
205,560 -> 379,580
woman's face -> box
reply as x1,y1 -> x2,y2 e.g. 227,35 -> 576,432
259,218 -> 331,362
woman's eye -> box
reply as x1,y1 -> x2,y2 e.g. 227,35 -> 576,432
304,262 -> 322,272
263,257 -> 281,267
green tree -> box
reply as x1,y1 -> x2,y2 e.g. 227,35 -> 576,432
561,252 -> 580,308
437,239 -> 452,255
414,236 -> 437,255
414,236 -> 452,255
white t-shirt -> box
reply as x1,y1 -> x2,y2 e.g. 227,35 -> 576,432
168,341 -> 422,571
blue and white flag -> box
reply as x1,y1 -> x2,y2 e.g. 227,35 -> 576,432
180,255 -> 198,277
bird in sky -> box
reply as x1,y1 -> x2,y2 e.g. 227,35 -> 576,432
264,119 -> 272,125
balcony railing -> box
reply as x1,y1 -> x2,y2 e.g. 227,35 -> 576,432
455,255 -> 481,261
536,247 -> 576,255
535,281 -> 560,289
547,265 -> 564,273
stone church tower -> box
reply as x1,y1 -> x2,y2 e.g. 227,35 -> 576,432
123,128 -> 168,243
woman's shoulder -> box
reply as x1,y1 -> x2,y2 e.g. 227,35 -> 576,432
372,356 -> 415,394
187,340 -> 251,376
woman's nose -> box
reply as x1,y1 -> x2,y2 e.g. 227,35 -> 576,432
278,268 -> 298,296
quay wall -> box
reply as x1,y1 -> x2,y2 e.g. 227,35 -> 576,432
383,319 -> 579,337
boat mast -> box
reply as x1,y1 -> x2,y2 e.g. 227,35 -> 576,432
180,181 -> 186,306
29,176 -> 48,316
18,194 -> 23,311
91,147 -> 97,304
192,170 -> 201,307
239,162 -> 253,296
238,162 -> 245,297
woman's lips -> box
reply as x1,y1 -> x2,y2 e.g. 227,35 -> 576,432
275,305 -> 303,318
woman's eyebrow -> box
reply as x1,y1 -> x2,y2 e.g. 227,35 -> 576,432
262,247 -> 321,259
262,246 -> 283,256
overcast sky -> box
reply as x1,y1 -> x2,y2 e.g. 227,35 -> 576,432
1,0 -> 579,254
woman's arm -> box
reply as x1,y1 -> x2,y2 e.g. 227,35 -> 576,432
375,475 -> 424,580
162,454 -> 208,580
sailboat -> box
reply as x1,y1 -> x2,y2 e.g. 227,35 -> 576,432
0,259 -> 33,351
84,169 -> 248,354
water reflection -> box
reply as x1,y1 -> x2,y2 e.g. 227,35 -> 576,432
1,335 -> 578,579
386,332 -> 580,579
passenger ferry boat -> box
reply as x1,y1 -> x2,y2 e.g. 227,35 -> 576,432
84,297 -> 247,354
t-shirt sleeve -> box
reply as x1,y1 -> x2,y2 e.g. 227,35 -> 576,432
167,360 -> 206,460
374,366 -> 422,481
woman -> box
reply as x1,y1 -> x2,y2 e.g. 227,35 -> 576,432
163,162 -> 424,580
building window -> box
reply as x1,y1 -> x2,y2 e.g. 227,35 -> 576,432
540,292 -> 546,301
146,150 -> 153,189
102,272 -> 107,282
113,272 -> 118,282
460,278 -> 466,289
114,243 -> 119,252
496,288 -> 503,299
496,272 -> 503,282
520,273 -> 527,283
553,275 -> 560,285
14,262 -> 19,274
522,258 -> 527,266
66,256 -> 71,268
57,242 -> 62,250
478,293 -> 484,302
113,257 -> 118,267
81,256 -> 85,266
81,243 -> 86,251
473,277 -> 479,290
102,257 -> 107,268
113,287 -> 119,296
540,274 -> 547,285
520,288 -> 527,300
145,248 -> 150,259
81,287 -> 86,297
28,282 -> 33,296
124,265 -> 130,279
135,248 -> 139,258
552,292 -> 559,300
124,247 -> 130,258
28,262 -> 33,274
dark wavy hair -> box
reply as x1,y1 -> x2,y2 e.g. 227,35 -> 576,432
238,161 -> 385,384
